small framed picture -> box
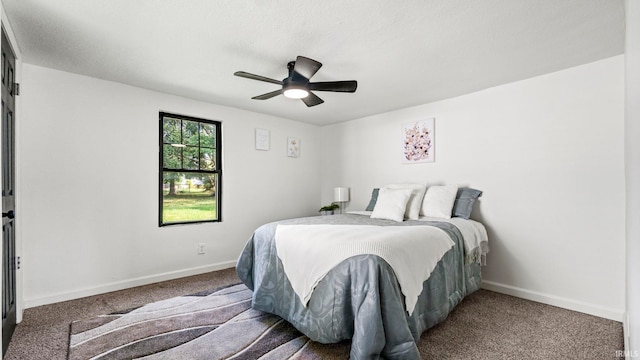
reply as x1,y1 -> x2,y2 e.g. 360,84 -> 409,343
402,118 -> 435,164
287,137 -> 300,158
255,128 -> 270,151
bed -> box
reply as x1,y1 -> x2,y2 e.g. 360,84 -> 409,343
236,209 -> 488,359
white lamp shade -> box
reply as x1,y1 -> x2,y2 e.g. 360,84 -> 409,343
334,187 -> 350,202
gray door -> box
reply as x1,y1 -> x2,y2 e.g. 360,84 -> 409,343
1,27 -> 17,356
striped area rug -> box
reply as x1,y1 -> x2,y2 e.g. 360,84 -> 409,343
68,284 -> 350,359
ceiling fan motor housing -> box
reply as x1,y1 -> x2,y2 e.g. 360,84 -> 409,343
283,76 -> 308,89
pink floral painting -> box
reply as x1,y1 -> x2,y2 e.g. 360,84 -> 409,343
402,118 -> 434,163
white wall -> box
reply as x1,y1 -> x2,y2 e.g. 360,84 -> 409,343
20,64 -> 321,307
625,0 -> 640,353
321,56 -> 625,320
14,45 -> 628,324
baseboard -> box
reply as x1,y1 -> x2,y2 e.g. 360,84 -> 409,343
481,280 -> 624,322
24,260 -> 237,309
624,312 -> 630,357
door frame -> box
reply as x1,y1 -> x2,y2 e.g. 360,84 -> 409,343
1,5 -> 23,356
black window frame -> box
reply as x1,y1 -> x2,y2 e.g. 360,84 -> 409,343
159,112 -> 222,226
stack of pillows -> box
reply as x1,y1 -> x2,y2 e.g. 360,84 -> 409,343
365,184 -> 482,222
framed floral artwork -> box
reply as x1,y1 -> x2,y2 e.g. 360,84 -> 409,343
401,118 -> 435,163
287,137 -> 300,158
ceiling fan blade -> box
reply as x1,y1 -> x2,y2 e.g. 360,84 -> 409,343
301,92 -> 324,107
293,56 -> 322,80
234,71 -> 283,85
252,89 -> 283,100
309,80 -> 358,93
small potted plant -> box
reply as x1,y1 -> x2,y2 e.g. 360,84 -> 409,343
319,202 -> 340,216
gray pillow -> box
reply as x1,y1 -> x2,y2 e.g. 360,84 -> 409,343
452,188 -> 483,219
365,188 -> 380,211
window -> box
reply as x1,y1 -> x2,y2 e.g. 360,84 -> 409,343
160,112 -> 221,226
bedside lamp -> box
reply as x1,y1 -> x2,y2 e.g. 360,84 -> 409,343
333,187 -> 350,214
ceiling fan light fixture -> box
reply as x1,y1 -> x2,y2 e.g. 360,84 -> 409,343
283,87 -> 309,99
234,55 -> 357,107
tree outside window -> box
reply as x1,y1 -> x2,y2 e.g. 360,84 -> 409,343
160,112 -> 221,226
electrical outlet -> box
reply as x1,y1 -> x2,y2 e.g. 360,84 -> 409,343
198,243 -> 205,254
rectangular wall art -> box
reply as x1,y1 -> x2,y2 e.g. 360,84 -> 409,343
255,128 -> 270,151
287,137 -> 300,158
401,118 -> 435,164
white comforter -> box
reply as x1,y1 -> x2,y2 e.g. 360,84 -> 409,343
419,216 -> 489,263
275,224 -> 455,315
347,211 -> 489,260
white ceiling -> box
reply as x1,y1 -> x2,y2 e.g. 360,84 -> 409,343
2,0 -> 625,126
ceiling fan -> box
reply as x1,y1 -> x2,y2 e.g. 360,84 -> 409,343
234,56 -> 357,107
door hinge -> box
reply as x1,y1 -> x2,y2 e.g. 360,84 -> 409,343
14,83 -> 20,96
14,256 -> 20,270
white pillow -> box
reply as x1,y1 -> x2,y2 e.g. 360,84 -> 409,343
385,183 -> 427,220
370,188 -> 413,222
421,185 -> 459,219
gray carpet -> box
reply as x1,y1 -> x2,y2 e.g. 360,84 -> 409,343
5,268 -> 624,359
